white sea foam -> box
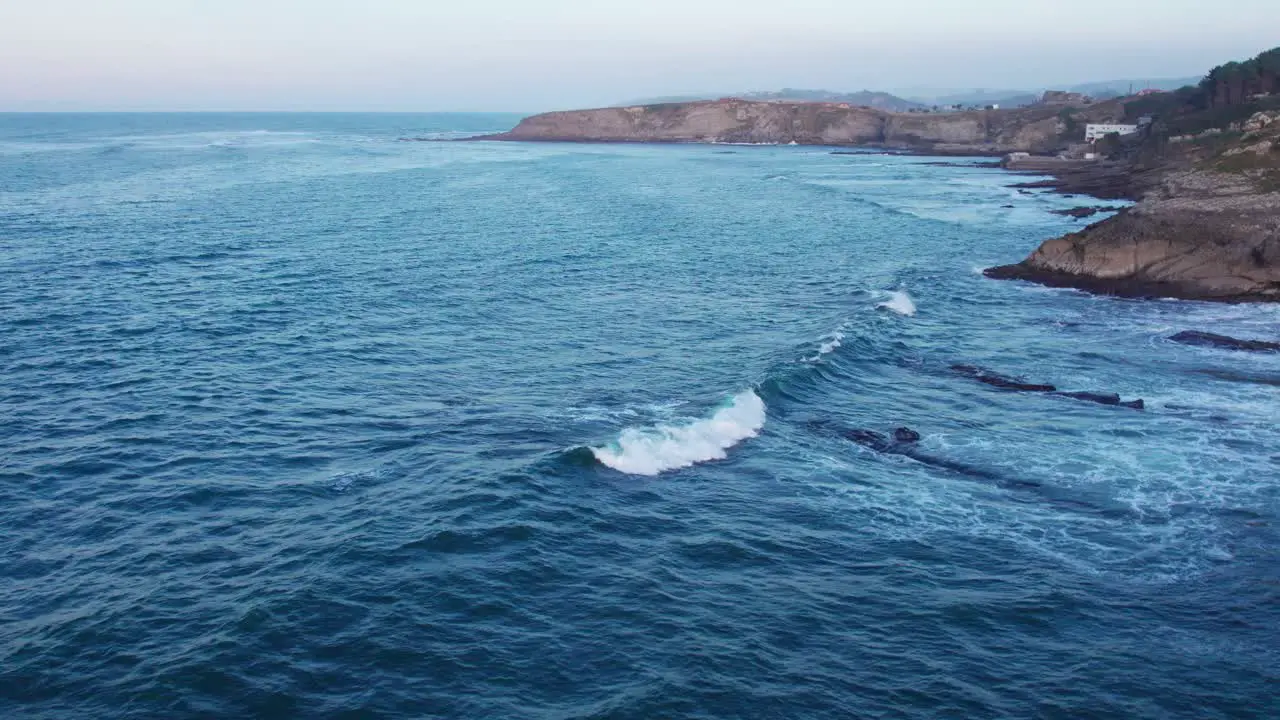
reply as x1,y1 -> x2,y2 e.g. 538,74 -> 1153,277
805,328 -> 847,362
817,331 -> 845,356
877,290 -> 917,316
591,389 -> 766,476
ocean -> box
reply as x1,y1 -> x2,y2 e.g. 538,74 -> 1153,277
2,113 -> 1277,719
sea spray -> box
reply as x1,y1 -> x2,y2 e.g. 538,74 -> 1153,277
878,290 -> 917,317
817,330 -> 845,356
805,327 -> 847,362
591,390 -> 766,476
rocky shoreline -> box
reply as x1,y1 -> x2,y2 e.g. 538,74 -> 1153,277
985,113 -> 1280,303
1005,161 -> 1145,201
475,92 -> 1279,303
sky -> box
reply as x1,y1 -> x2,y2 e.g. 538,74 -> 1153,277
2,0 -> 1278,112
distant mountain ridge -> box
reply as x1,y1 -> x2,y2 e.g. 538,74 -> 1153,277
623,89 -> 923,112
1068,76 -> 1203,97
907,77 -> 1203,109
622,77 -> 1203,116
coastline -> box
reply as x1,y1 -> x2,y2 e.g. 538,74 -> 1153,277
981,263 -> 1268,303
1003,162 -> 1143,201
457,134 -> 1022,159
984,137 -> 1280,303
467,105 -> 1279,304
476,97 -> 1133,155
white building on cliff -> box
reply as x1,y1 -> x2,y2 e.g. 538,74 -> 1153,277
1085,123 -> 1140,142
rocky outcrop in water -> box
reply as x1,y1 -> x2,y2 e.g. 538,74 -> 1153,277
1169,330 -> 1280,352
1053,392 -> 1145,410
950,365 -> 1058,392
841,426 -> 1028,485
950,365 -> 1145,408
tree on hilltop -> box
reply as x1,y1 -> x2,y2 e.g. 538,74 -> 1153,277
1200,47 -> 1280,107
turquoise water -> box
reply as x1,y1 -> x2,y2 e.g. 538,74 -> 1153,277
2,113 -> 1278,718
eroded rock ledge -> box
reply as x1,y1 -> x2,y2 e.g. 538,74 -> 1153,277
987,99 -> 1280,303
986,168 -> 1280,302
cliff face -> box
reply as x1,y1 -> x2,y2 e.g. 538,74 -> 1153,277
489,99 -> 1128,153
987,112 -> 1280,302
987,186 -> 1280,301
495,102 -> 883,145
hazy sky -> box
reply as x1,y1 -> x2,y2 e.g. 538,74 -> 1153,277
3,0 -> 1277,111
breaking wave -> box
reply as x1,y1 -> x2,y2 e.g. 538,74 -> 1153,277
878,290 -> 917,316
590,389 -> 766,476
805,327 -> 847,362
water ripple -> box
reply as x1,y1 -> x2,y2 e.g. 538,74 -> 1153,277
1,113 -> 1277,719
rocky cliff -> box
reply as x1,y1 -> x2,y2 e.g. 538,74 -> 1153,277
987,111 -> 1280,301
486,98 -> 1128,154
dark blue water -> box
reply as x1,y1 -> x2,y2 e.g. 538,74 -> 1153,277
2,113 -> 1278,719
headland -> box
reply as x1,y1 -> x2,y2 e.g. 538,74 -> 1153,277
480,47 -> 1280,302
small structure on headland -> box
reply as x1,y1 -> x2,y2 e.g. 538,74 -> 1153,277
1085,123 -> 1139,142
1000,152 -> 1098,171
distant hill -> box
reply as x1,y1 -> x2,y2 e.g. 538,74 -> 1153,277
908,77 -> 1203,109
1066,77 -> 1202,98
623,89 -> 923,112
622,78 -> 1204,115
926,90 -> 1040,109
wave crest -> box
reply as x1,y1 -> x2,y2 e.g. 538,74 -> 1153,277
877,290 -> 917,317
591,390 -> 766,476
804,328 -> 846,362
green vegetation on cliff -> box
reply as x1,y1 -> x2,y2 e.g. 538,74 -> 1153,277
987,46 -> 1280,303
1120,47 -> 1280,137
1199,47 -> 1280,108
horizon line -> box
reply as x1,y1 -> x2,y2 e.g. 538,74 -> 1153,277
0,109 -> 534,115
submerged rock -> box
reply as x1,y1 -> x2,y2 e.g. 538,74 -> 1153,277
950,364 -> 1057,392
843,425 -> 1017,483
845,429 -> 892,452
893,427 -> 922,443
1053,391 -> 1145,410
1055,390 -> 1122,405
1170,330 -> 1280,352
1194,368 -> 1280,387
845,427 -> 922,451
952,365 -> 1144,409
